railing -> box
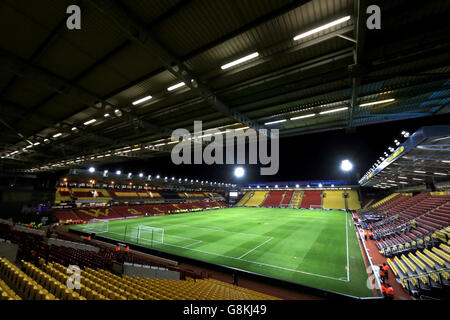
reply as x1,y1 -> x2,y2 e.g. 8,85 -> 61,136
355,222 -> 383,297
401,268 -> 450,296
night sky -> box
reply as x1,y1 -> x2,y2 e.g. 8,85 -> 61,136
93,114 -> 450,185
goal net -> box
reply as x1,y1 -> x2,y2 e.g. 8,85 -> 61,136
309,205 -> 323,209
135,225 -> 164,246
84,219 -> 109,234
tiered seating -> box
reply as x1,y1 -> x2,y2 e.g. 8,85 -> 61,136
237,192 -> 253,206
71,188 -> 112,200
243,191 -> 269,207
208,192 -> 225,201
261,191 -> 284,207
0,257 -> 57,300
48,245 -> 116,269
322,191 -> 345,209
112,206 -> 148,217
300,191 -> 322,208
55,187 -> 72,203
178,192 -> 208,200
371,194 -> 412,215
139,191 -> 163,199
22,260 -> 85,300
56,201 -> 229,222
109,190 -> 140,200
289,191 -> 304,208
369,194 -> 450,256
388,245 -> 450,294
54,209 -> 79,222
346,190 -> 361,210
0,279 -> 21,300
74,208 -> 123,220
29,259 -> 278,300
361,198 -> 376,209
370,193 -> 400,208
279,191 -> 293,208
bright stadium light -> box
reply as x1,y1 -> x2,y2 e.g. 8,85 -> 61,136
139,173 -> 144,178
291,113 -> 316,121
340,160 -> 353,172
319,107 -> 348,115
83,119 -> 97,125
234,167 -> 245,178
132,95 -> 152,105
116,170 -> 121,175
88,167 -> 95,173
359,98 -> 395,107
293,16 -> 351,41
221,52 -> 259,70
167,82 -> 185,91
264,119 -> 287,125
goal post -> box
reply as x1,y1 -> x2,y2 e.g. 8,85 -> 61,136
84,218 -> 109,234
135,225 -> 164,246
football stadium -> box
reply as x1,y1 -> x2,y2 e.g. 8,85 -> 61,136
0,0 -> 449,308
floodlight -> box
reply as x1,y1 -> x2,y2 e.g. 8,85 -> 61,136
234,167 -> 245,178
340,160 -> 353,172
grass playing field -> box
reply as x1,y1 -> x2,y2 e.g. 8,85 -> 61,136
70,207 -> 373,297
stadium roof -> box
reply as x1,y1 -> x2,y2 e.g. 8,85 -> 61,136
359,125 -> 450,189
63,168 -> 236,190
1,0 -> 449,173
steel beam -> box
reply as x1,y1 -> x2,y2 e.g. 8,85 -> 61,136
87,0 -> 267,134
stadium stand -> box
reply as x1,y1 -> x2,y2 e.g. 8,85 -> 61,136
300,191 -> 322,209
71,188 -> 112,201
361,198 -> 377,209
0,257 -> 56,300
346,190 -> 362,210
73,208 -> 123,221
359,192 -> 450,265
386,245 -> 449,294
289,191 -> 304,208
111,206 -> 148,217
39,259 -> 278,300
243,191 -> 269,207
138,191 -> 163,200
322,191 -> 346,209
280,191 -> 294,208
109,190 -> 140,200
236,192 -> 253,206
55,187 -> 71,203
0,278 -> 21,300
54,209 -> 80,222
1,234 -> 278,301
261,191 -> 284,207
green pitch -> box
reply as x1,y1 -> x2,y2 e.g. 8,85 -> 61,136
70,207 -> 373,297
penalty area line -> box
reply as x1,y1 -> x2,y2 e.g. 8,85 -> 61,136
238,237 -> 274,259
106,231 -> 347,282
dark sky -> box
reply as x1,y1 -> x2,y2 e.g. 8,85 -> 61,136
94,114 -> 450,185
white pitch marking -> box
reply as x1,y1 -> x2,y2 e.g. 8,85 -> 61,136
107,231 -> 347,282
238,237 -> 274,259
346,212 -> 350,281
